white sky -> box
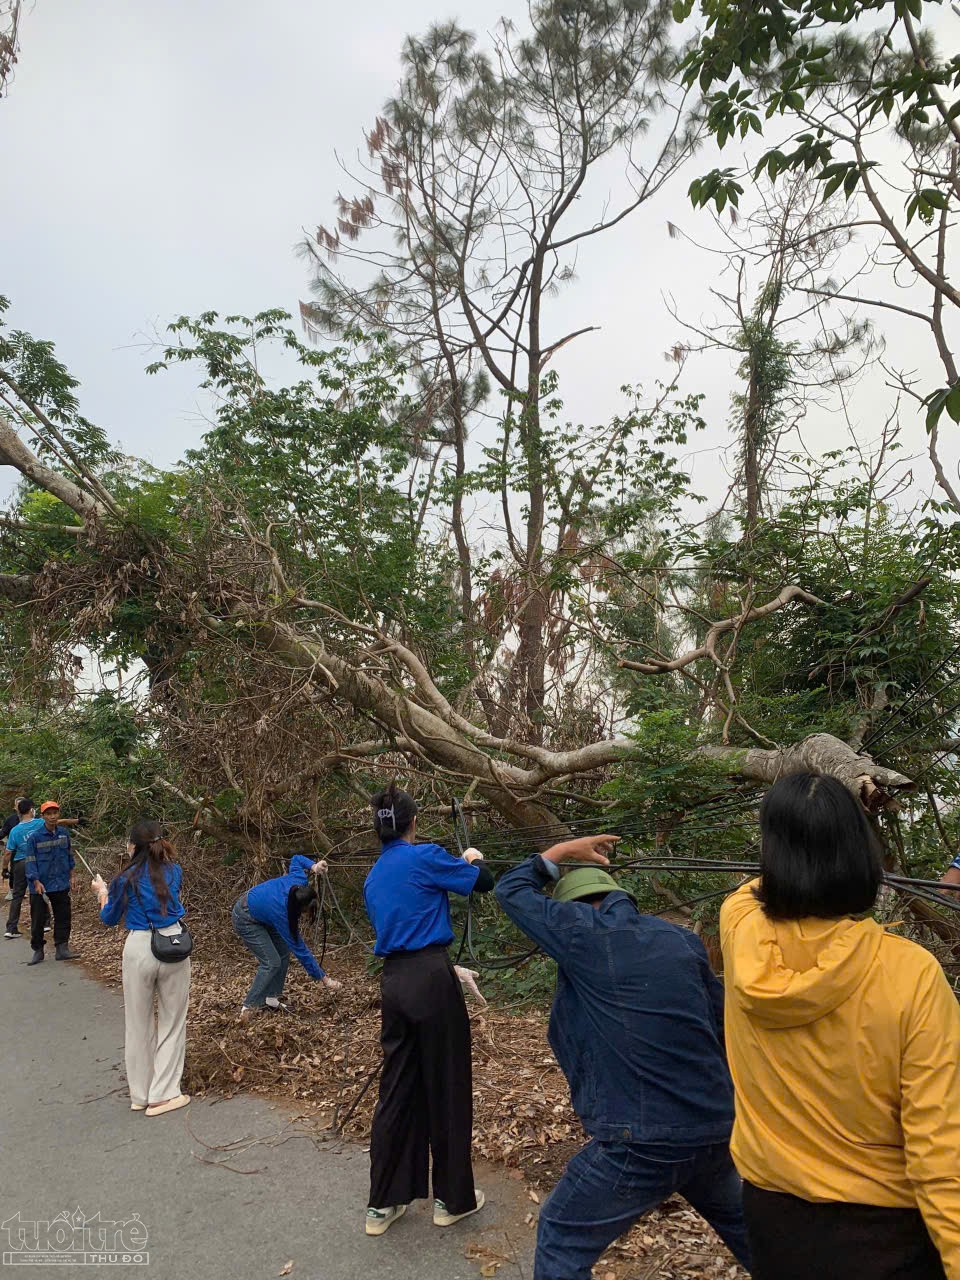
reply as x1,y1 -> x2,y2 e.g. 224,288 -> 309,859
1,0 -> 957,517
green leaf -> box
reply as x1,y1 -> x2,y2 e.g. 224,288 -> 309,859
924,385 -> 952,430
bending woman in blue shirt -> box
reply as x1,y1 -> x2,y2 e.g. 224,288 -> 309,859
362,783 -> 494,1238
231,854 -> 341,1021
92,820 -> 191,1117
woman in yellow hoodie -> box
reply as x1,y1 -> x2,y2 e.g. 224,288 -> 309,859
721,771 -> 960,1280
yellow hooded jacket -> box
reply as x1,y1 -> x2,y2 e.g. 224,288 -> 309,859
720,880 -> 960,1278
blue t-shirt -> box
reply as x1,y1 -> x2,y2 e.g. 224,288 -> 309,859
363,839 -> 480,957
245,854 -> 325,980
100,862 -> 185,931
6,817 -> 44,862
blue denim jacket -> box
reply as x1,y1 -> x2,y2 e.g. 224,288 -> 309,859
495,856 -> 735,1146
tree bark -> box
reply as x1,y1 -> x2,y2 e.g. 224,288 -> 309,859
0,412 -> 108,522
700,734 -> 913,811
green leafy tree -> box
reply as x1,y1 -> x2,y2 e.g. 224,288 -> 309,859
304,0 -> 698,742
679,0 -> 960,509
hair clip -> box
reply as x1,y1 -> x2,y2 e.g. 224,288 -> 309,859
377,806 -> 396,824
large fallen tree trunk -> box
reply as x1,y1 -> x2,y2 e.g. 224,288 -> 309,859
700,735 -> 914,813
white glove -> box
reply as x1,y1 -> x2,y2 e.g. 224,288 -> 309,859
462,847 -> 484,864
312,859 -> 328,875
454,965 -> 487,1006
322,975 -> 341,992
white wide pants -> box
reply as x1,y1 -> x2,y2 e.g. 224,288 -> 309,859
121,927 -> 191,1106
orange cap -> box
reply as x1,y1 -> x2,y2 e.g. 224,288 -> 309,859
39,800 -> 60,815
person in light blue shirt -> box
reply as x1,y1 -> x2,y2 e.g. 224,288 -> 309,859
231,853 -> 341,1021
5,809 -> 43,862
92,819 -> 191,1116
4,799 -> 43,939
362,783 -> 493,1239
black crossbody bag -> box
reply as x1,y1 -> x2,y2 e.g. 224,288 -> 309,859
129,874 -> 193,963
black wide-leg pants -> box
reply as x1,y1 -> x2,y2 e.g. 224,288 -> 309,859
368,944 -> 477,1214
743,1182 -> 946,1279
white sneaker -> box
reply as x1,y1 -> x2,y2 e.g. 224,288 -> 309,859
365,1204 -> 407,1236
4,930 -> 20,939
434,1189 -> 485,1227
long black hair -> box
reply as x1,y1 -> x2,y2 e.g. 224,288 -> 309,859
113,819 -> 177,915
371,781 -> 417,843
287,883 -> 318,942
757,772 -> 883,920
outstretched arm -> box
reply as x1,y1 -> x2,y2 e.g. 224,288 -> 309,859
494,835 -> 620,962
462,848 -> 494,893
289,934 -> 326,982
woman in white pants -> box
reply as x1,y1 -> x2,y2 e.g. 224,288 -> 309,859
92,820 -> 191,1116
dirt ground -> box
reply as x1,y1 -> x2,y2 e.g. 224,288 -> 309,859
71,890 -> 747,1280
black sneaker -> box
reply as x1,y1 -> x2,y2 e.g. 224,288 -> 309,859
4,929 -> 20,939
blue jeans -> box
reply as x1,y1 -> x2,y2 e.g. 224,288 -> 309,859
231,895 -> 290,1007
535,1139 -> 751,1280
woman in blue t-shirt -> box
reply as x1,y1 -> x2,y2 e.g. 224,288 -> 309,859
231,854 -> 341,1021
91,820 -> 191,1117
362,783 -> 494,1238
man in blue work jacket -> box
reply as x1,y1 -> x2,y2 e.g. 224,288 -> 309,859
495,834 -> 751,1280
24,800 -> 80,965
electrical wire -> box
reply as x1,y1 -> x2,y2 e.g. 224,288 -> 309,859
860,639 -> 960,753
870,694 -> 960,759
464,798 -> 761,849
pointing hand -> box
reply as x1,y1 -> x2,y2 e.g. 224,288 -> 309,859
541,834 -> 620,866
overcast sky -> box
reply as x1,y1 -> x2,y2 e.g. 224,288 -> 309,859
2,0 -> 957,514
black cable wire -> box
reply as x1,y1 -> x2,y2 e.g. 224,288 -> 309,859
886,877 -> 960,913
467,796 -> 761,847
466,812 -> 760,855
908,738 -> 960,789
861,639 -> 960,752
651,883 -> 747,916
871,694 -> 960,759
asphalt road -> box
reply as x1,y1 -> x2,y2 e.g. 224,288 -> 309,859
0,924 -> 533,1279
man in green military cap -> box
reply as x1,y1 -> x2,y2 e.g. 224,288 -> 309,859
494,834 -> 750,1280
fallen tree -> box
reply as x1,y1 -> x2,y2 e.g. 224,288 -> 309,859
0,332 -> 930,837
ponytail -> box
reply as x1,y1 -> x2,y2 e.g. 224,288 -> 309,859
371,781 -> 417,842
116,818 -> 177,915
